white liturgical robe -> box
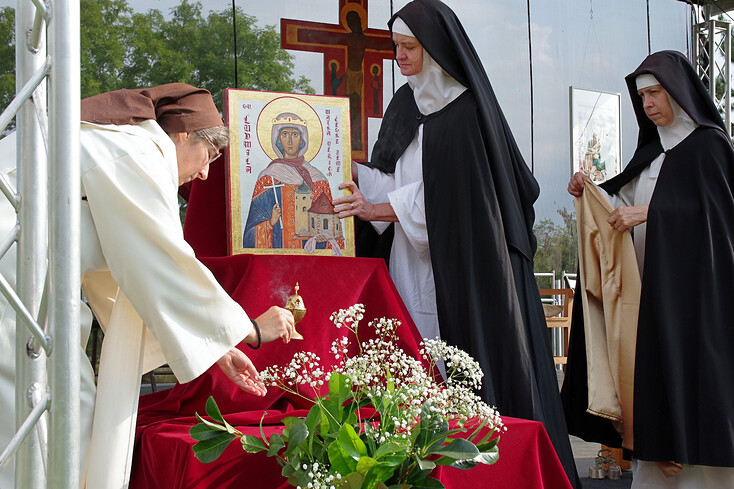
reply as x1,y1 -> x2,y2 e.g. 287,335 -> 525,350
0,121 -> 253,489
354,39 -> 465,356
357,125 -> 441,346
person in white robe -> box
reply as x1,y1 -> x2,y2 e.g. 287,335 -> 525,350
0,83 -> 295,489
333,3 -> 580,485
333,18 -> 465,351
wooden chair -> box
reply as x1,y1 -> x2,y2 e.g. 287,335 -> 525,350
538,288 -> 574,367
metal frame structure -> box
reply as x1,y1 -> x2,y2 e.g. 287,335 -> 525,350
0,0 -> 80,487
692,5 -> 732,137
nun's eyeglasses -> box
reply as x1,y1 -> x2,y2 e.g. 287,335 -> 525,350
201,133 -> 221,164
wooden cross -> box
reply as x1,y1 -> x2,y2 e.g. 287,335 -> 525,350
281,0 -> 394,162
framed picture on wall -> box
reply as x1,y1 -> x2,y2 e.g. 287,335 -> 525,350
569,87 -> 622,184
225,89 -> 355,256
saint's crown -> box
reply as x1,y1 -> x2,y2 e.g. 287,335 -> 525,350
273,115 -> 307,127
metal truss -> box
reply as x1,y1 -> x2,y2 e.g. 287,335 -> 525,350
693,15 -> 732,137
0,0 -> 80,488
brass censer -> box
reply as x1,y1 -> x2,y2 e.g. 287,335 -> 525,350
284,282 -> 305,340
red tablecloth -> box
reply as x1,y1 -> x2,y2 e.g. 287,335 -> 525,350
133,413 -> 566,489
130,254 -> 571,489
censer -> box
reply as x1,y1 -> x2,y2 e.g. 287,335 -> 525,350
284,282 -> 305,340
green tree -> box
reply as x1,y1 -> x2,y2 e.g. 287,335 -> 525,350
120,8 -> 193,89
0,0 -> 313,114
0,7 -> 15,134
122,0 -> 313,107
533,208 -> 578,278
80,0 -> 133,98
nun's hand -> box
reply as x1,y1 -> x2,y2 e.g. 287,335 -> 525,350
568,171 -> 586,197
607,205 -> 648,232
333,181 -> 375,220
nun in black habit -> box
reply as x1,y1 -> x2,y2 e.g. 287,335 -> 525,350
564,50 -> 734,487
332,1 -> 579,486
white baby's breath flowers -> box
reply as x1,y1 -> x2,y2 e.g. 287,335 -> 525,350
296,461 -> 337,489
258,304 -> 503,487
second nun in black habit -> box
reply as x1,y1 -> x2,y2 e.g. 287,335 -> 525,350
332,1 -> 579,486
564,50 -> 734,487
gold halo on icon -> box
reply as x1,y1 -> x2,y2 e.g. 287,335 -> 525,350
257,97 -> 323,162
340,3 -> 367,31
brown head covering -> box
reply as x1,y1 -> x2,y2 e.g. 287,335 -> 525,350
80,83 -> 222,132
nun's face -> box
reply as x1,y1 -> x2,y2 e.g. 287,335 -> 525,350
171,131 -> 217,185
638,84 -> 674,127
393,33 -> 423,76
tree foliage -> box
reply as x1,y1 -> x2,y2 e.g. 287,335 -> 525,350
0,7 -> 14,113
533,208 -> 578,278
121,0 -> 314,106
1,0 -> 313,112
80,0 -> 133,98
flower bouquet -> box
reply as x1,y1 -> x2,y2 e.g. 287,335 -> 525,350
190,304 -> 503,489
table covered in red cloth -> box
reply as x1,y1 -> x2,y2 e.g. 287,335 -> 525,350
130,254 -> 571,489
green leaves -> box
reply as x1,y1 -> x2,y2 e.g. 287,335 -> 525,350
189,423 -> 237,463
189,397 -> 242,463
240,434 -> 268,454
322,373 -> 355,427
328,437 -> 358,474
431,438 -> 478,460
339,424 -> 368,460
0,6 -> 15,130
284,422 -> 309,458
192,385 -> 500,487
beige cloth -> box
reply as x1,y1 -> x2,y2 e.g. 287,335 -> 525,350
575,177 -> 641,449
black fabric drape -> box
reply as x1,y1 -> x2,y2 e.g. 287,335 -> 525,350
361,1 -> 579,486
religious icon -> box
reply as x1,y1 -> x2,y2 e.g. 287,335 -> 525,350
225,89 -> 355,256
569,87 -> 622,184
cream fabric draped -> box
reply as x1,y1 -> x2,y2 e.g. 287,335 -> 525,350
575,178 -> 640,449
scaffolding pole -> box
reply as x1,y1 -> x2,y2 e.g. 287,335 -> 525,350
14,0 -> 49,487
47,0 -> 81,486
3,0 -> 81,487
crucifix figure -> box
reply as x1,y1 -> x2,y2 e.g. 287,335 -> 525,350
281,0 -> 394,162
